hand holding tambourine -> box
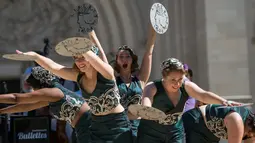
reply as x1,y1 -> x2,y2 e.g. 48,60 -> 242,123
128,104 -> 167,121
2,50 -> 37,61
150,3 -> 169,34
55,37 -> 93,57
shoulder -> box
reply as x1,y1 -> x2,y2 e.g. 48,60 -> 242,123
224,111 -> 244,125
145,81 -> 156,89
143,81 -> 157,97
38,87 -> 64,99
132,75 -> 144,89
183,80 -> 202,92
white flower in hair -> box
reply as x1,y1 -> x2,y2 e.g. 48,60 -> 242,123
160,58 -> 183,71
31,66 -> 59,85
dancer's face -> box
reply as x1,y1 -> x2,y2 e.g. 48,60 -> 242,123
116,50 -> 133,72
163,71 -> 184,92
73,55 -> 91,72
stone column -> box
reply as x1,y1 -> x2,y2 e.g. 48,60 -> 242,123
245,0 -> 255,108
197,0 -> 251,103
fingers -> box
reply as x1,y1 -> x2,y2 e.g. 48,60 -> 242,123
228,101 -> 242,106
222,101 -> 229,106
223,101 -> 243,107
16,50 -> 23,54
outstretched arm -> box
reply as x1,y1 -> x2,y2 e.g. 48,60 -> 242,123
89,30 -> 109,63
16,50 -> 79,81
184,81 -> 241,106
0,88 -> 62,104
0,102 -> 49,114
137,23 -> 156,88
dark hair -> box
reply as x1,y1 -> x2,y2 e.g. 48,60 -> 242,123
26,66 -> 58,89
0,82 -> 8,94
245,112 -> 255,134
43,38 -> 51,56
188,69 -> 193,78
161,58 -> 185,77
26,74 -> 54,89
114,45 -> 139,73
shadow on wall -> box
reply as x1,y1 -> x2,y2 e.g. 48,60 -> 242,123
0,0 -> 200,83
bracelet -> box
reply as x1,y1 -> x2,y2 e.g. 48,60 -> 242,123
223,100 -> 232,105
222,100 -> 228,105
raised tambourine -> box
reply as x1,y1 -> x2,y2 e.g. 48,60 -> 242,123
150,3 -> 169,34
55,37 -> 93,57
70,3 -> 99,33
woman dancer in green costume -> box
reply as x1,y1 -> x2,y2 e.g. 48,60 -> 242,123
136,58 -> 241,143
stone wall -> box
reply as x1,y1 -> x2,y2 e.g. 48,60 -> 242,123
0,0 -> 198,80
0,0 -> 254,104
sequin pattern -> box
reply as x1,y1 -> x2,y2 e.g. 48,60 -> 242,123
51,94 -> 84,125
86,86 -> 121,115
206,117 -> 228,139
157,112 -> 183,125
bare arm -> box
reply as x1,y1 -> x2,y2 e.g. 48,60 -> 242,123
225,112 -> 244,143
0,102 -> 49,114
89,30 -> 109,63
137,24 -> 156,87
184,81 -> 227,104
82,51 -> 115,80
0,88 -> 62,104
16,50 -> 78,81
141,82 -> 157,107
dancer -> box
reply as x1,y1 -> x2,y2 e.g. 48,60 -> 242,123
183,104 -> 255,143
114,23 -> 156,139
136,58 -> 241,143
0,66 -> 91,143
16,32 -> 132,142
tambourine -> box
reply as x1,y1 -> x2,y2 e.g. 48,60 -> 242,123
55,37 -> 93,57
150,3 -> 169,34
2,54 -> 36,61
70,3 -> 99,33
128,104 -> 167,120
